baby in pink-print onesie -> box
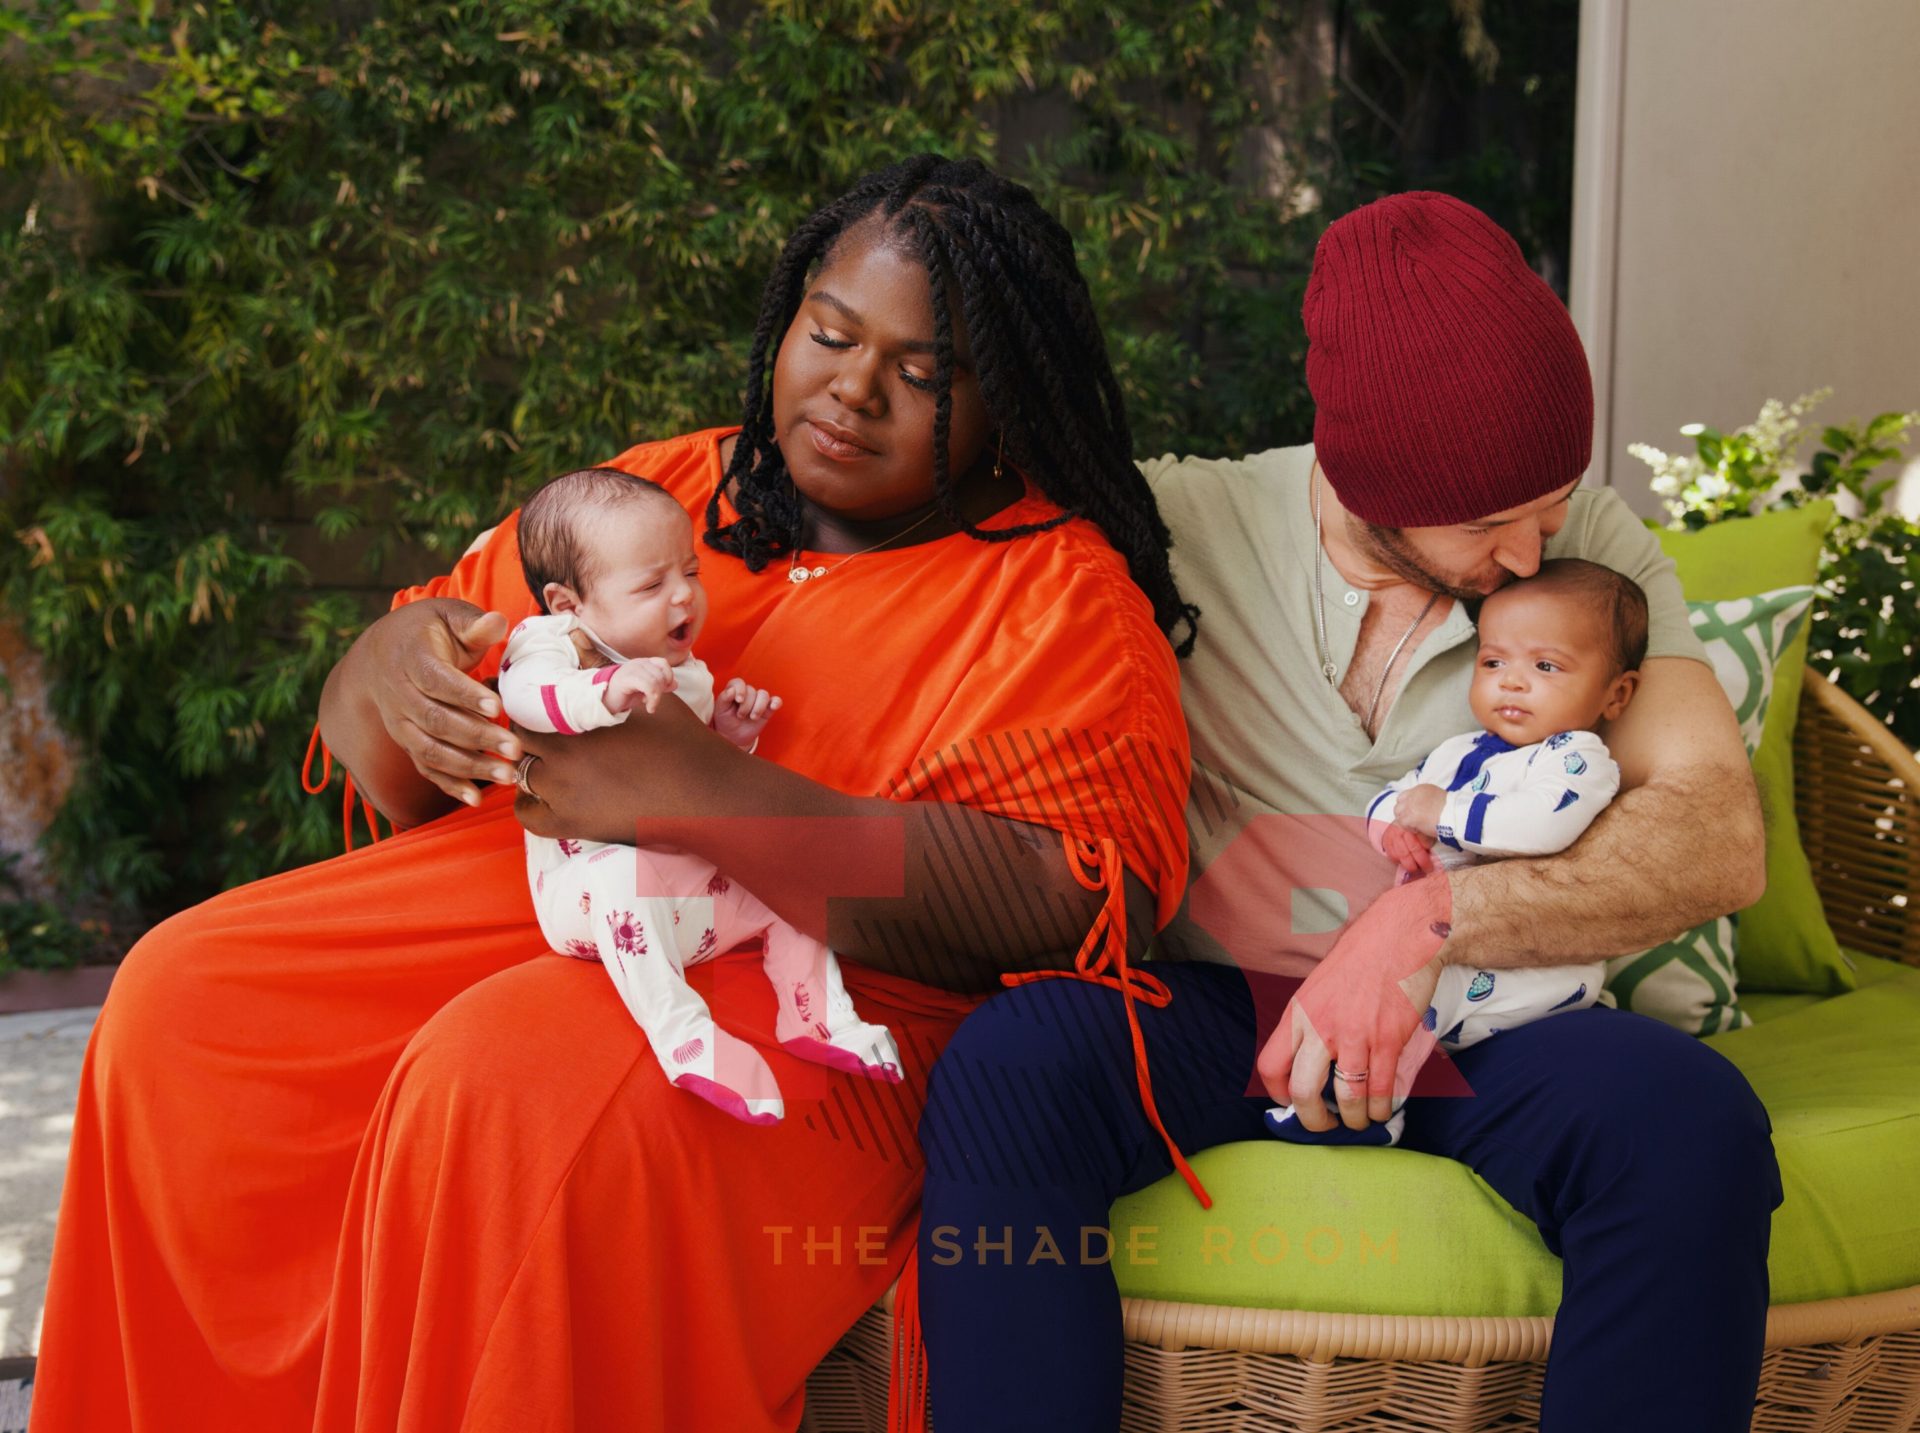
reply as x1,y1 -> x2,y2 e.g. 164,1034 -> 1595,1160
498,466 -> 901,1124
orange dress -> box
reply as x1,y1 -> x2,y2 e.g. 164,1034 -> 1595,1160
33,427 -> 1191,1432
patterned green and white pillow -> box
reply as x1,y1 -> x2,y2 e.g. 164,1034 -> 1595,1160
1603,585 -> 1816,1035
1691,586 -> 1820,751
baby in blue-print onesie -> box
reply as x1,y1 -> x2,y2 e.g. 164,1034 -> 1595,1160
1269,558 -> 1648,1146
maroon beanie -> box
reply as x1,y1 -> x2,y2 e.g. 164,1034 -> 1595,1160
1302,191 -> 1593,528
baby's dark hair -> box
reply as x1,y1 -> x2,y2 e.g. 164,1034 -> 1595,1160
518,467 -> 682,612
709,153 -> 1200,655
1493,557 -> 1649,673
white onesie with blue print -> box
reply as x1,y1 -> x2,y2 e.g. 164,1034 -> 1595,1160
1267,728 -> 1618,1147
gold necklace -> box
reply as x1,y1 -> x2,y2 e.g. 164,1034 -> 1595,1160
786,507 -> 944,584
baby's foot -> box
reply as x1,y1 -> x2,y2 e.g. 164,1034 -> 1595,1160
782,1020 -> 903,1084
664,1027 -> 783,1124
774,975 -> 834,1047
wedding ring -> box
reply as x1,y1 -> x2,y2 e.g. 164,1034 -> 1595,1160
513,753 -> 540,798
1332,1064 -> 1369,1084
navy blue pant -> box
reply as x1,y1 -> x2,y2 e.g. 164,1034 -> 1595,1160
918,963 -> 1782,1432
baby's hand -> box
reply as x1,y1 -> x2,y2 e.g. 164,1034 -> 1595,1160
713,676 -> 782,750
1391,783 -> 1446,838
1381,822 -> 1438,876
603,657 -> 677,715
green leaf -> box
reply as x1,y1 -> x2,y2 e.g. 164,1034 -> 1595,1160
1865,411 -> 1912,445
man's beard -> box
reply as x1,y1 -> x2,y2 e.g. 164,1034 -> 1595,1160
1353,519 -> 1504,603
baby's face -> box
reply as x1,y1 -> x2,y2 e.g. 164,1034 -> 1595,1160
1470,585 -> 1634,746
566,502 -> 708,664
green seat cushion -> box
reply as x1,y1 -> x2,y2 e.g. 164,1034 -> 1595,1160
1706,967 -> 1920,1302
1740,990 -> 1826,1026
1110,967 -> 1920,1315
1844,951 -> 1910,988
1744,951 -> 1908,1024
1109,1137 -> 1564,1319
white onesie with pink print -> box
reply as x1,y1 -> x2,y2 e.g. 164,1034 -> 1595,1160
498,613 -> 901,1124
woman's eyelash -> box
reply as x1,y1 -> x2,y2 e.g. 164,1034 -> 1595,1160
811,331 -> 940,393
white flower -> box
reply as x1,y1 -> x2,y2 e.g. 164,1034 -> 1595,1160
1787,387 -> 1833,418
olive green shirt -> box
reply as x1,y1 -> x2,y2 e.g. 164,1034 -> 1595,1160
1141,443 -> 1707,969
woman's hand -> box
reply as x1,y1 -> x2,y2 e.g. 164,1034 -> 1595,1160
514,693 -> 727,844
359,599 -> 521,807
1256,875 -> 1451,1131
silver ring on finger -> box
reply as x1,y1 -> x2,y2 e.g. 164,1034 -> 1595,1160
513,753 -> 541,798
1332,1064 -> 1369,1084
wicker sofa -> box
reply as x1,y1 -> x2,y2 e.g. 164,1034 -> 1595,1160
801,669 -> 1920,1433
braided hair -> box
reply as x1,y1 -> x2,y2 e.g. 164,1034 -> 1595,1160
705,154 -> 1200,655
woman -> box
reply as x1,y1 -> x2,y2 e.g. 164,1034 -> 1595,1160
34,155 -> 1198,1431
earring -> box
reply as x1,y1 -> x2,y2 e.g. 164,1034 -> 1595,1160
993,431 -> 1006,482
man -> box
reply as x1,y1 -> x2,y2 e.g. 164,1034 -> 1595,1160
916,192 -> 1783,1433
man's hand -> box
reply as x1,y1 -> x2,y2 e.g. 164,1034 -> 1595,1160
1257,875 -> 1451,1131
1381,822 -> 1437,876
1391,783 -> 1446,837
604,657 -> 678,715
713,677 -> 782,749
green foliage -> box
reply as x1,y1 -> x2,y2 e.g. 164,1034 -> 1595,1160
0,856 -> 107,972
0,900 -> 98,973
2,0 -> 1573,922
1800,412 -> 1920,750
1635,396 -> 1920,750
1329,0 -> 1579,285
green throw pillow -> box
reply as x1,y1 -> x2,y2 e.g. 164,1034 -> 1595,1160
1604,586 -> 1815,1034
1655,502 -> 1855,995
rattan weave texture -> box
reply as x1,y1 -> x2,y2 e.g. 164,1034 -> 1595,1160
1795,673 -> 1919,969
804,1295 -> 1920,1432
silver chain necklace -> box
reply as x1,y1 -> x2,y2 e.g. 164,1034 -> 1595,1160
1311,471 -> 1440,733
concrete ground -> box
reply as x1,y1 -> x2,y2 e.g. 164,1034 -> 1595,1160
0,1005 -> 97,1361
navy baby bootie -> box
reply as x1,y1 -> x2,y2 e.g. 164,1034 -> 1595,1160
1265,1070 -> 1406,1147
